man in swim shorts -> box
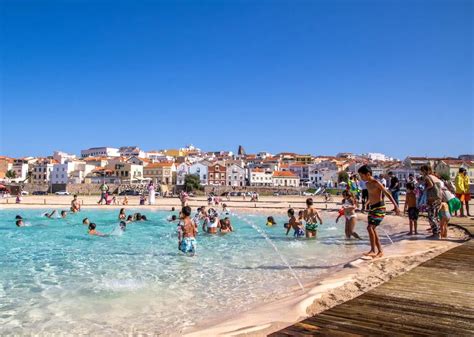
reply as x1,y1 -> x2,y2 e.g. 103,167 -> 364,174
303,198 -> 323,238
358,165 -> 400,258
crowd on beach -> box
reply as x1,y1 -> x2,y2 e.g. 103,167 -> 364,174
12,165 -> 471,260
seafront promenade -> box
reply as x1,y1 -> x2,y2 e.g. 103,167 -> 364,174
272,218 -> 474,336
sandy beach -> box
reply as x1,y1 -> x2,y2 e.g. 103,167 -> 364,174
2,197 -> 471,336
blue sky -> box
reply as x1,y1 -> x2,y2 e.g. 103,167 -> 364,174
1,0 -> 472,159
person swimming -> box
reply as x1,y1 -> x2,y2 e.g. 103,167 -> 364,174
266,216 -> 277,226
60,210 -> 67,218
119,221 -> 127,232
82,217 -> 90,225
16,219 -> 25,227
167,215 -> 178,222
44,210 -> 57,218
88,223 -> 107,236
118,208 -> 126,220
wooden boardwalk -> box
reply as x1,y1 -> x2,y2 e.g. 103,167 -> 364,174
271,239 -> 474,336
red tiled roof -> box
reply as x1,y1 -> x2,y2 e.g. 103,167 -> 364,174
273,170 -> 298,177
145,162 -> 173,168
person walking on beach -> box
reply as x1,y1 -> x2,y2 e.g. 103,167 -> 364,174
420,165 -> 442,239
388,172 -> 400,206
358,165 -> 400,258
403,182 -> 419,235
148,181 -> 156,205
98,182 -> 109,205
455,168 -> 471,217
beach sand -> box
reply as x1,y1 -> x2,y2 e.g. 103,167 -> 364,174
1,196 -> 471,336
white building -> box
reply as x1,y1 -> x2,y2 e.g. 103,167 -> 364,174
309,168 -> 338,187
226,164 -> 246,187
189,161 -> 210,185
51,161 -> 95,184
12,159 -> 32,181
53,151 -> 77,164
176,162 -> 190,186
249,168 -> 272,186
81,147 -> 120,158
272,171 -> 300,187
362,152 -> 395,162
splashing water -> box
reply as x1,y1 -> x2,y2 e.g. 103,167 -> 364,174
231,212 -> 305,291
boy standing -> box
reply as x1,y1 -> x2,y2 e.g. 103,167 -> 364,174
178,206 -> 197,256
403,182 -> 419,235
358,165 -> 400,258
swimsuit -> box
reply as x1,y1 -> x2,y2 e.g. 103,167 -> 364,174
438,210 -> 451,220
408,207 -> 419,221
294,228 -> 305,237
179,237 -> 196,253
305,222 -> 318,231
368,201 -> 386,226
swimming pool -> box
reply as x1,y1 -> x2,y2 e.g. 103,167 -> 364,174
0,208 -> 370,335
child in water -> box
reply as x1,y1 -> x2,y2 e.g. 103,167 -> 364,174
16,219 -> 25,227
44,210 -> 57,218
219,217 -> 233,233
60,210 -> 67,218
178,206 -> 197,255
82,218 -> 90,225
340,190 -> 361,240
303,198 -> 323,238
266,216 -> 277,226
88,223 -> 106,236
285,208 -> 305,237
438,201 -> 450,239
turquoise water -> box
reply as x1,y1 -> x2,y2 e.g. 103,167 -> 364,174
0,208 -> 369,335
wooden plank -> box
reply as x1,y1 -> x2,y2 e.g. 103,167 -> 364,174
273,239 -> 474,336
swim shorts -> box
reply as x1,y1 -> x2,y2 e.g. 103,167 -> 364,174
179,237 -> 196,254
294,228 -> 305,237
305,222 -> 318,232
368,202 -> 386,226
408,207 -> 419,221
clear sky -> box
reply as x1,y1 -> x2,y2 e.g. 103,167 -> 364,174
1,0 -> 472,159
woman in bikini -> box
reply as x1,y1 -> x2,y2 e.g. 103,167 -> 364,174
341,190 -> 361,239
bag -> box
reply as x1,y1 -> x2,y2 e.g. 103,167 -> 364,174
448,197 -> 462,214
426,175 -> 442,205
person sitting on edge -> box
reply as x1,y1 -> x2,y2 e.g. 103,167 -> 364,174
303,198 -> 323,238
358,165 -> 400,259
178,206 -> 197,256
286,208 -> 305,237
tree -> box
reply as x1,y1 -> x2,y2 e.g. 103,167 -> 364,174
5,169 -> 16,179
184,174 -> 202,192
338,171 -> 349,183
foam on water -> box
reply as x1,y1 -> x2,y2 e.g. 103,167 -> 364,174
0,208 -> 368,334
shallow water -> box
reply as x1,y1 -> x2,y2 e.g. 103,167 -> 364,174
0,208 -> 370,335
